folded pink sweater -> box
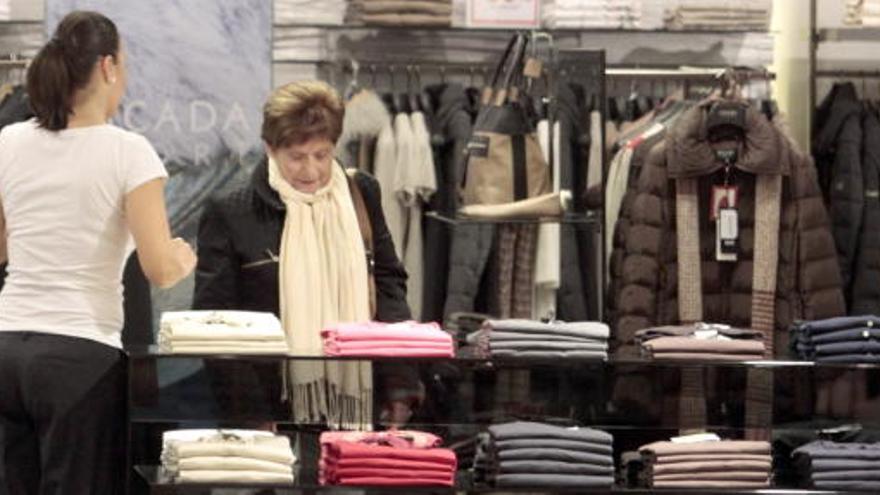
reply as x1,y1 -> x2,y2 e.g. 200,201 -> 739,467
332,475 -> 454,487
320,430 -> 442,449
324,346 -> 454,358
325,442 -> 457,467
322,321 -> 452,343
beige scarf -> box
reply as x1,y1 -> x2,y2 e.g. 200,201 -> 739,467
268,156 -> 373,430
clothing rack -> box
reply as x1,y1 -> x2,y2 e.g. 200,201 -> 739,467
0,54 -> 28,68
606,66 -> 774,81
815,69 -> 880,79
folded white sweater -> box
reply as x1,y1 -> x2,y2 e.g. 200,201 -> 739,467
162,430 -> 296,466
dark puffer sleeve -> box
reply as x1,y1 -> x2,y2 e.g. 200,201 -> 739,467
792,151 -> 846,323
613,142 -> 671,357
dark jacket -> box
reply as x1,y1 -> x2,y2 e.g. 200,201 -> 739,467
814,83 -> 864,299
613,103 -> 846,357
193,157 -> 410,322
422,83 -> 475,322
850,111 -> 880,314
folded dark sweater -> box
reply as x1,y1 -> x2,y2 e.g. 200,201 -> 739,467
800,327 -> 880,345
490,341 -> 607,352
814,480 -> 880,490
495,473 -> 613,488
815,340 -> 880,356
812,470 -> 880,481
495,438 -> 613,455
794,441 -> 880,460
497,460 -> 613,476
497,448 -> 613,466
488,422 -> 613,446
488,331 -> 604,343
490,350 -> 607,360
817,354 -> 880,363
484,320 -> 610,340
795,316 -> 880,336
811,458 -> 880,472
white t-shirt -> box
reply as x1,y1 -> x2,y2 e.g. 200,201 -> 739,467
0,119 -> 168,349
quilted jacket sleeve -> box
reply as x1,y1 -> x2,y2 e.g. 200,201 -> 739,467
613,142 -> 671,357
192,197 -> 242,310
792,151 -> 847,322
828,113 -> 864,293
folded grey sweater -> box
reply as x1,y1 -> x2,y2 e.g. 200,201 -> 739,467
495,438 -> 613,455
496,473 -> 613,488
497,448 -> 613,466
488,422 -> 613,446
498,459 -> 613,475
484,320 -> 610,340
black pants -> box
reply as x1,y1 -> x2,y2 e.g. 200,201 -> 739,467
0,332 -> 127,495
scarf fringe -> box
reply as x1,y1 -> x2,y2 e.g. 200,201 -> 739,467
290,378 -> 373,431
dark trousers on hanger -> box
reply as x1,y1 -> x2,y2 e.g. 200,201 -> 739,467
0,332 -> 127,495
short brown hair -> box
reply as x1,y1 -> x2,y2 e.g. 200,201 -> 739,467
261,81 -> 345,149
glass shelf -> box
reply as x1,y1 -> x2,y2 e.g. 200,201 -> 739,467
134,466 -> 874,495
127,347 -> 880,431
273,23 -> 772,36
424,211 -> 601,226
127,346 -> 880,370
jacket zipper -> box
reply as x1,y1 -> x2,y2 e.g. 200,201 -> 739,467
241,249 -> 279,269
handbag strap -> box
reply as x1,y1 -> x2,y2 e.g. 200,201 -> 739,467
345,169 -> 377,319
482,33 -> 529,106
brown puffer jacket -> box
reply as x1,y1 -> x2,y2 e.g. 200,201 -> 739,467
613,103 -> 846,358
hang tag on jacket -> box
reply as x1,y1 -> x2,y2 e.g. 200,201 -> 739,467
710,185 -> 738,221
716,207 -> 739,262
523,57 -> 543,79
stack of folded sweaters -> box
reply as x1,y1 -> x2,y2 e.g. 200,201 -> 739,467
846,0 -> 880,27
470,319 -> 610,360
159,311 -> 289,354
793,440 -> 880,491
474,421 -> 615,489
636,439 -> 772,489
542,0 -> 642,29
636,323 -> 766,361
320,430 -> 457,487
791,316 -> 880,363
161,429 -> 296,484
346,0 -> 452,27
664,0 -> 771,31
322,321 -> 455,357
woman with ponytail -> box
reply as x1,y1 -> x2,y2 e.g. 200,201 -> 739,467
0,11 -> 195,494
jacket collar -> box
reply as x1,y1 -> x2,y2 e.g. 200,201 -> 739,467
815,82 -> 861,154
252,155 -> 284,211
666,99 -> 790,179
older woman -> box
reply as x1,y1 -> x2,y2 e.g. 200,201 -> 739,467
193,81 -> 418,431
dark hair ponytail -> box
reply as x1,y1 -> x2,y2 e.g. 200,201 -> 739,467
27,11 -> 119,131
